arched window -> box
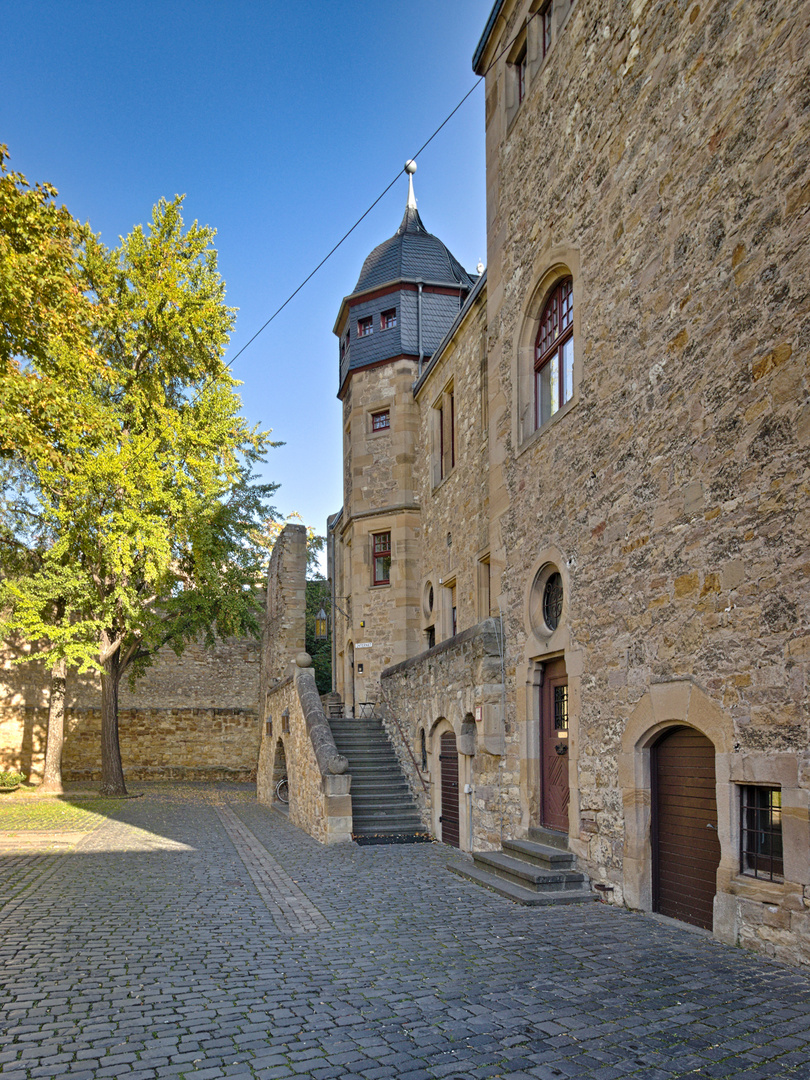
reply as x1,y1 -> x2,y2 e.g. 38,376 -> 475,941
535,277 -> 574,428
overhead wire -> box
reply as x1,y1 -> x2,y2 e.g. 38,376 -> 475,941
224,8 -> 537,371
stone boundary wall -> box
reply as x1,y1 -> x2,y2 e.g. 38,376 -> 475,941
380,619 -> 511,850
256,662 -> 352,844
1,636 -> 260,782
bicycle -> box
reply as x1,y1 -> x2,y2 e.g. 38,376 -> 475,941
275,776 -> 289,804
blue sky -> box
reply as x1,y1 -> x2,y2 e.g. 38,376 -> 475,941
2,0 -> 492,543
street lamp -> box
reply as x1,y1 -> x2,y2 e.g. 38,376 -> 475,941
315,606 -> 328,641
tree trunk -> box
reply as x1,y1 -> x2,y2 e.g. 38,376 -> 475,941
39,658 -> 66,794
100,631 -> 127,796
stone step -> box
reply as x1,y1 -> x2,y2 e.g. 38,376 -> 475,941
328,714 -> 427,846
501,838 -> 577,870
351,794 -> 417,808
528,825 -> 570,851
447,860 -> 595,906
472,850 -> 587,890
352,814 -> 425,828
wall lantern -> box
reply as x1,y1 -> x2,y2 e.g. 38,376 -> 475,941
315,607 -> 328,641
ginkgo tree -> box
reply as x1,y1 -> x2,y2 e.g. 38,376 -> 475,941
2,196 -> 278,796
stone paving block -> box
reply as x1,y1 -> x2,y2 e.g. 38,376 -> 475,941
1,787 -> 809,1080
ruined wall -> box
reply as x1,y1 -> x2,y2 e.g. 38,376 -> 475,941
479,0 -> 810,962
262,522 -> 307,694
257,525 -> 352,843
0,636 -> 260,781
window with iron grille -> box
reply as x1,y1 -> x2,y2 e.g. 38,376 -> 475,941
372,531 -> 391,585
553,684 -> 568,731
535,276 -> 574,428
371,410 -> 390,432
740,786 -> 783,881
380,308 -> 396,330
358,316 -> 373,337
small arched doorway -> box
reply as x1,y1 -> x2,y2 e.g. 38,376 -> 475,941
272,738 -> 287,802
439,730 -> 460,848
652,726 -> 720,929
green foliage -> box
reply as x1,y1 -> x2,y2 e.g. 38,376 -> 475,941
1,195 -> 279,793
305,578 -> 332,696
0,144 -> 103,461
0,771 -> 26,788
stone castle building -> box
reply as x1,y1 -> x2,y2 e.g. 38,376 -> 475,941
326,0 -> 810,965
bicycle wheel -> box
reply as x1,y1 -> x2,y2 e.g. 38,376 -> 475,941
276,778 -> 289,804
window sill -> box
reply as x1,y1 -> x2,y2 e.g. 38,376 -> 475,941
728,875 -> 786,903
371,582 -> 391,589
517,394 -> 577,457
431,469 -> 456,494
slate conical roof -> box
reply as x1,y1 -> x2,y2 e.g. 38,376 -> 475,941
353,204 -> 475,294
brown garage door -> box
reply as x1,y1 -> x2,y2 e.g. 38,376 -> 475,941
652,726 -> 720,930
440,731 -> 460,848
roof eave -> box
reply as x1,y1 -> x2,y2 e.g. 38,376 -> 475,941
333,276 -> 474,336
473,0 -> 507,74
413,270 -> 487,397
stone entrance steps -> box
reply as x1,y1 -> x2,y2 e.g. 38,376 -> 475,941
448,826 -> 595,905
328,717 -> 430,845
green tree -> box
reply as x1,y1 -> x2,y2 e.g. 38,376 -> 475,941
0,144 -> 102,460
1,196 -> 277,796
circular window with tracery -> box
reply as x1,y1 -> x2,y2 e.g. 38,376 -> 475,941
529,563 -> 565,638
543,572 -> 563,631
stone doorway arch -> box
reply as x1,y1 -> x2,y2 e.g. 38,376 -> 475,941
272,738 -> 287,803
620,679 -> 735,928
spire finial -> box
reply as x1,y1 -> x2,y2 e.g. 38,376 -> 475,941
404,160 -> 417,209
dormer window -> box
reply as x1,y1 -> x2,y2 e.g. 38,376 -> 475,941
381,308 -> 397,330
358,316 -> 373,337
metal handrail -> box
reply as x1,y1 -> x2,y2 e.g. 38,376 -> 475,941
385,712 -> 429,794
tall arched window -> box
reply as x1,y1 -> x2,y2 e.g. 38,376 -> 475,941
535,277 -> 574,428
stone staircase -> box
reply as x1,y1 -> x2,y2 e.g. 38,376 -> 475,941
448,826 -> 595,905
328,715 -> 430,845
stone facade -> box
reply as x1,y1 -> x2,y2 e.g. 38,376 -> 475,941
326,0 -> 810,966
0,636 -> 261,781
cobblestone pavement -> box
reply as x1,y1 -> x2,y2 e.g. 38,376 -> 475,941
0,785 -> 809,1080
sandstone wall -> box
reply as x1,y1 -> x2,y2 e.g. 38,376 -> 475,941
333,360 -> 423,710
478,0 -> 810,962
414,286 -> 490,645
380,620 -> 510,850
257,666 -> 352,844
0,635 -> 261,781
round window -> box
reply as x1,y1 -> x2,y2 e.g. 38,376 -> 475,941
528,562 -> 566,638
542,572 -> 563,631
423,582 -> 435,618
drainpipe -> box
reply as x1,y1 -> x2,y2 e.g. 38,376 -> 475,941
417,283 -> 424,377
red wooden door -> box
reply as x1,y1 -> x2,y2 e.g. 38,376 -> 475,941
540,659 -> 569,832
652,727 -> 720,930
440,731 -> 460,848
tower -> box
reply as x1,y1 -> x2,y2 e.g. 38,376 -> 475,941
329,164 -> 477,713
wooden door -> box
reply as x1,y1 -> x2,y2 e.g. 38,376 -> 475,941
652,726 -> 720,930
439,731 -> 460,848
540,658 -> 569,832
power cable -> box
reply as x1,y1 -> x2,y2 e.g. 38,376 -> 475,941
224,9 -> 538,369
